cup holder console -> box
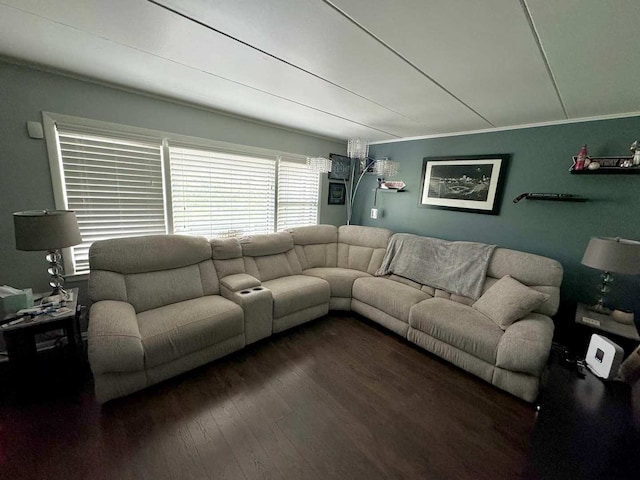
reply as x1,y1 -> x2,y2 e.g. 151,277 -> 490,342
239,287 -> 264,295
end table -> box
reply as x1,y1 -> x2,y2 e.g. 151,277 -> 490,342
1,288 -> 81,369
574,303 -> 640,356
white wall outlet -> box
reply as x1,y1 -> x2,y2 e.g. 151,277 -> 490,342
370,208 -> 378,219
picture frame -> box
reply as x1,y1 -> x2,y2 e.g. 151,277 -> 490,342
418,154 -> 509,215
328,182 -> 346,205
328,153 -> 352,181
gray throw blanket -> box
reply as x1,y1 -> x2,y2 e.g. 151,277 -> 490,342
376,233 -> 496,299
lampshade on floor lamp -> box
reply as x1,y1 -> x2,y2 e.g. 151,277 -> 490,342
13,210 -> 82,295
581,236 -> 640,313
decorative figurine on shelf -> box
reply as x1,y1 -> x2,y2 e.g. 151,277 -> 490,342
574,144 -> 589,170
631,140 -> 640,166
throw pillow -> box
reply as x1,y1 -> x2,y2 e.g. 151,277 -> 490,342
472,275 -> 550,330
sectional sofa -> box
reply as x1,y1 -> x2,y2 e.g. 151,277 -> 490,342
87,225 -> 562,404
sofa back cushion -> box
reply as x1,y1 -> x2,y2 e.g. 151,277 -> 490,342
240,232 -> 303,282
89,235 -> 219,313
289,225 -> 338,269
337,225 -> 393,274
386,246 -> 563,317
211,237 -> 245,279
484,248 -> 562,316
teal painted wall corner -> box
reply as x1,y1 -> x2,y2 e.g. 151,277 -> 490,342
355,116 -> 640,318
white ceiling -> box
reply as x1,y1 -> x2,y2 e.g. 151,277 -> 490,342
1,0 -> 639,142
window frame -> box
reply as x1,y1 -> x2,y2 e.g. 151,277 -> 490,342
42,112 -> 322,277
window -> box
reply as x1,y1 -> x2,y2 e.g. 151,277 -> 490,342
277,157 -> 320,231
45,114 -> 321,275
54,128 -> 167,273
169,145 -> 276,237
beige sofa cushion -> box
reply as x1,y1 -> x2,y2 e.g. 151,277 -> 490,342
241,231 -> 293,256
472,275 -> 550,330
89,235 -> 219,307
487,248 -> 562,316
303,267 -> 371,298
337,225 -> 392,274
353,277 -> 431,323
125,263 -> 215,313
88,300 -> 144,374
90,234 -> 212,274
137,296 -> 243,368
409,298 -> 503,364
240,232 -> 303,282
495,313 -> 554,375
262,275 -> 330,318
289,225 -> 338,269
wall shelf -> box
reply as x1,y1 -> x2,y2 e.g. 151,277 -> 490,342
375,188 -> 406,193
570,167 -> 640,175
569,155 -> 639,174
513,193 -> 588,203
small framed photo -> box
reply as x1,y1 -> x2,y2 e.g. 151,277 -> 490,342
328,182 -> 346,205
419,154 -> 509,215
328,153 -> 352,180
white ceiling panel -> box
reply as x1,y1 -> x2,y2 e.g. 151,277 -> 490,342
332,0 -> 566,127
155,0 -> 492,133
526,0 -> 640,118
0,0 -> 638,141
0,3 -> 393,140
0,0 -> 422,138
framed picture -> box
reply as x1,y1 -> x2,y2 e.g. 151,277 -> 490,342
328,182 -> 346,205
328,153 -> 352,180
419,154 -> 509,215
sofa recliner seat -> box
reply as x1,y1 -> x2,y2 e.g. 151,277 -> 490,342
88,235 -> 245,403
239,232 -> 330,333
289,224 -> 392,310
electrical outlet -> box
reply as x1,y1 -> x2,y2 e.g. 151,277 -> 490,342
370,208 -> 378,219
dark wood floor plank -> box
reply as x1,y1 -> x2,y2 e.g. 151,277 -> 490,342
1,313 -> 578,480
201,369 -> 287,480
217,364 -> 324,480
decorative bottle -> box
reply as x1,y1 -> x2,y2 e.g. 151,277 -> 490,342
574,145 -> 588,170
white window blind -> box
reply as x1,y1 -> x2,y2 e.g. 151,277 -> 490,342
277,157 -> 320,231
170,145 -> 276,237
55,127 -> 167,274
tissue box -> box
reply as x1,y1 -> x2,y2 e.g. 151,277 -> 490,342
0,288 -> 34,318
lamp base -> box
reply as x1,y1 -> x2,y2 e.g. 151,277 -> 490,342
588,303 -> 611,315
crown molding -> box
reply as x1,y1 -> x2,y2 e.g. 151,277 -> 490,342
370,111 -> 640,145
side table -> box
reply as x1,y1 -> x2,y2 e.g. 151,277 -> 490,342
524,346 -> 640,479
573,303 -> 640,357
1,288 -> 80,369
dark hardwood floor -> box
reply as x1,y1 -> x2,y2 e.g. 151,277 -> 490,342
0,314 -> 638,480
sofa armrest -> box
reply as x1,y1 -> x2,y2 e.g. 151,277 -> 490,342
88,300 -> 144,374
220,273 -> 261,292
219,277 -> 273,345
496,313 -> 554,376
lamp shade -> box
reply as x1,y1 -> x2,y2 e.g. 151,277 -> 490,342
581,237 -> 640,275
13,210 -> 82,251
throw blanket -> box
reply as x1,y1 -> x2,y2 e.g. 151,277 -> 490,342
376,234 -> 496,299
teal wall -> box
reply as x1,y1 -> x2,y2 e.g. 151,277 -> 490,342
357,116 -> 640,315
0,61 -> 346,299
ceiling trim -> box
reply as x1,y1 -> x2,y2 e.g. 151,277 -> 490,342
370,111 -> 640,145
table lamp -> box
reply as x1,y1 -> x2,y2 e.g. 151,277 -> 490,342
581,236 -> 640,314
13,210 -> 82,295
